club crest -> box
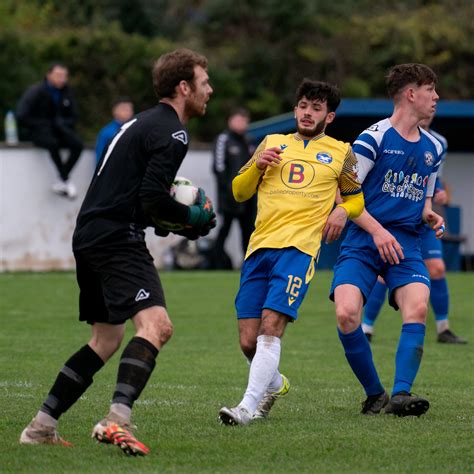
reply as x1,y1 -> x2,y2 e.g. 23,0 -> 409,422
316,152 -> 333,164
424,151 -> 434,166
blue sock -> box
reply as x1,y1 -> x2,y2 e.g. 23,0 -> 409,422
392,323 -> 426,396
430,278 -> 449,322
338,326 -> 384,396
363,280 -> 387,327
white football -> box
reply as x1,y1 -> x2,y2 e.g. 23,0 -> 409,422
171,176 -> 198,205
154,177 -> 198,231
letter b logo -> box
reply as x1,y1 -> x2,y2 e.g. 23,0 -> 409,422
289,164 -> 305,183
281,160 -> 315,189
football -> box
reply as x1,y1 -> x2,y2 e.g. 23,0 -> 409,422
170,176 -> 198,206
154,176 -> 198,231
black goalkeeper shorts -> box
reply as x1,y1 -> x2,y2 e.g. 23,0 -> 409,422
74,241 -> 166,325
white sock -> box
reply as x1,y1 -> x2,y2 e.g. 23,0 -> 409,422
36,411 -> 57,429
267,370 -> 283,393
240,335 -> 281,414
246,353 -> 283,393
362,323 -> 374,335
109,403 -> 132,423
245,356 -> 283,392
436,319 -> 449,334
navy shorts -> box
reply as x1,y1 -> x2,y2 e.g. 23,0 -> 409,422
330,237 -> 430,310
75,241 -> 166,325
235,247 -> 315,320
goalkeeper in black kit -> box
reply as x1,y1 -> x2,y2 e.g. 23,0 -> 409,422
20,49 -> 215,456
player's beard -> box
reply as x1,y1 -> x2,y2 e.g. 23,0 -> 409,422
296,116 -> 327,138
185,93 -> 207,119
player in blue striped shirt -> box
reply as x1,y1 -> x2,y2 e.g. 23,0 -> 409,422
362,117 -> 467,344
330,63 -> 445,417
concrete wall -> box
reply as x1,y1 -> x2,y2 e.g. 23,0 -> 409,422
0,146 -> 244,271
441,153 -> 474,254
1,146 -> 473,272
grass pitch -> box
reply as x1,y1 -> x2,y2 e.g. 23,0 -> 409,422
0,270 -> 473,473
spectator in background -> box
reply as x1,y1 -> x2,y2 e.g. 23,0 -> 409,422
212,108 -> 256,268
16,63 -> 83,199
95,97 -> 134,165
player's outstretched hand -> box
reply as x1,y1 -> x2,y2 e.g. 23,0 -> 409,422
256,147 -> 283,170
372,227 -> 404,265
424,209 -> 445,239
323,207 -> 348,244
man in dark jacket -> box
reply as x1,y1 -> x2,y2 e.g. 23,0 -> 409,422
212,108 -> 256,267
16,63 -> 84,199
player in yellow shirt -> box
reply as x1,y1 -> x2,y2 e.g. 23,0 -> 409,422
219,79 -> 364,426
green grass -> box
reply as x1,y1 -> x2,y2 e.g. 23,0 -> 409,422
0,271 -> 473,473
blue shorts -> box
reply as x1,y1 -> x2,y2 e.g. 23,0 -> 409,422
235,248 -> 315,320
420,225 -> 443,260
329,235 -> 430,310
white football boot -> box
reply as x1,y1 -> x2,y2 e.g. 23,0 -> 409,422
218,405 -> 252,426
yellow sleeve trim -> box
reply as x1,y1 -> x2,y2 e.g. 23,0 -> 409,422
337,191 -> 364,219
232,161 -> 264,202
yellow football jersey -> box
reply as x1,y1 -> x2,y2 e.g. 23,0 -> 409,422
233,132 -> 362,259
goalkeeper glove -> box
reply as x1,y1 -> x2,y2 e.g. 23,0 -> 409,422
176,215 -> 216,240
186,188 -> 215,228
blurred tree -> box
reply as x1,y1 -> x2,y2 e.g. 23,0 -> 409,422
1,0 -> 472,143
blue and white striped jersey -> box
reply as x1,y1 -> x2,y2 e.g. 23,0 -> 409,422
428,128 -> 447,182
350,118 -> 443,236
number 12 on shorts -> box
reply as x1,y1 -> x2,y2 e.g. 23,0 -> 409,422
286,275 -> 302,301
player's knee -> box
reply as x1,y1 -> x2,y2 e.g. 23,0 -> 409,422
134,306 -> 173,348
157,319 -> 174,345
426,260 -> 445,279
404,301 -> 428,323
239,339 -> 256,359
259,310 -> 288,337
335,303 -> 360,332
145,316 -> 173,347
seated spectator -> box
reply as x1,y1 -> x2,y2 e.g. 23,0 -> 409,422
16,63 -> 83,199
95,97 -> 134,165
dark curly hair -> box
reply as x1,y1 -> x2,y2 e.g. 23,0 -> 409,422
295,79 -> 341,112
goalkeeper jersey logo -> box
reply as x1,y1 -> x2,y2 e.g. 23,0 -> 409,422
135,289 -> 150,302
172,130 -> 188,145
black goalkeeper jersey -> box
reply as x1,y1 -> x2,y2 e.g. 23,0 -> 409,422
73,103 -> 191,250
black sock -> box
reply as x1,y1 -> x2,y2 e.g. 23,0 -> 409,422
112,337 -> 159,408
40,345 -> 104,420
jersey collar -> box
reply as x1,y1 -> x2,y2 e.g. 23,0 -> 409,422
294,132 -> 326,142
